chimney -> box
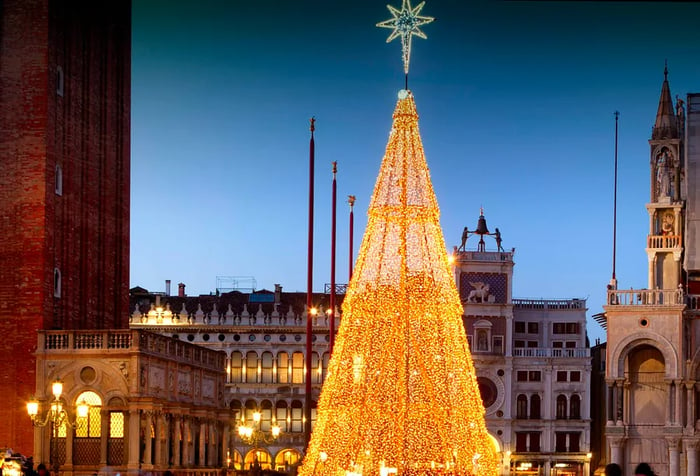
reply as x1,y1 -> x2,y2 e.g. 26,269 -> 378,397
165,279 -> 171,296
178,282 -> 186,297
274,284 -> 282,304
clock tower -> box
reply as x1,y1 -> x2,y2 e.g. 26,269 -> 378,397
646,64 -> 684,290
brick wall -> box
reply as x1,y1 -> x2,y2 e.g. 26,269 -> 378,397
0,0 -> 131,454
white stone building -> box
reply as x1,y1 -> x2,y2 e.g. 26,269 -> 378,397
453,212 -> 592,476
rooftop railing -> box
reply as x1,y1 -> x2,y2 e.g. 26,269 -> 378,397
512,348 -> 590,358
606,288 -> 684,306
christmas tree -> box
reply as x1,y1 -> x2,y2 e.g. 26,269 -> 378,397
298,89 -> 499,476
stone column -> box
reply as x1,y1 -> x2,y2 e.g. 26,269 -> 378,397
100,409 -> 109,467
154,413 -> 164,466
65,424 -> 74,471
665,379 -> 674,425
684,439 -> 699,476
173,416 -> 182,467
222,419 -> 231,468
143,413 -> 153,467
674,379 -> 683,426
606,381 -> 615,425
609,437 -> 626,468
687,382 -> 696,431
126,409 -> 141,470
199,421 -> 207,466
667,437 -> 681,476
648,253 -> 656,289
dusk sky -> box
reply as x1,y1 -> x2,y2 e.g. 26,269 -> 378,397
131,1 -> 700,344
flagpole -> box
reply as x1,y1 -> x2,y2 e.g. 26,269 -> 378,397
348,195 -> 356,281
330,162 -> 338,353
611,111 -> 619,289
304,117 -> 315,446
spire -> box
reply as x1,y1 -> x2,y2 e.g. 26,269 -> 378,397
652,63 -> 678,140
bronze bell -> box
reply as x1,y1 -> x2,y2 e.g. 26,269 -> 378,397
475,213 -> 489,235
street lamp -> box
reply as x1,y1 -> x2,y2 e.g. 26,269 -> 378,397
27,380 -> 88,476
235,411 -> 281,471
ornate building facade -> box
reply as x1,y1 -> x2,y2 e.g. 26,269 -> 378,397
453,214 -> 592,476
599,70 -> 700,476
0,1 -> 131,454
129,286 -> 336,473
32,329 -> 226,476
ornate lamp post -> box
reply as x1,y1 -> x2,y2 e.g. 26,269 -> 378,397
235,411 -> 281,471
27,379 -> 88,476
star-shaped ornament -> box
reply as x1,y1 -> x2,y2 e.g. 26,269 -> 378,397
377,0 -> 434,75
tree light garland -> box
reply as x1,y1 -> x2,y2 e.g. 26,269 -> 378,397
298,91 -> 498,476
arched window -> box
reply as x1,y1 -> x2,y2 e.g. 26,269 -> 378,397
311,400 -> 318,431
290,400 -> 303,433
516,394 -> 528,419
275,449 -> 301,471
260,400 -> 273,431
530,394 -> 541,419
261,352 -> 274,383
312,352 -> 321,384
230,400 -> 243,423
230,352 -> 243,383
75,391 -> 102,437
556,395 -> 568,419
245,351 -> 258,383
277,352 -> 289,384
73,391 -> 102,465
291,352 -> 304,384
570,394 -> 581,419
244,400 -> 258,424
275,401 -> 288,433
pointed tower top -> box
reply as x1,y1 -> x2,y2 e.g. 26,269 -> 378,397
652,64 -> 679,140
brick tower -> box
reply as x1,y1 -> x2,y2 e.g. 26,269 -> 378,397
0,1 -> 131,454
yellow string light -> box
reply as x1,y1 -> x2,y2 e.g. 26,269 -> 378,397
299,90 -> 498,476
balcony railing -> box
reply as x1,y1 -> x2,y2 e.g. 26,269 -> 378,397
647,234 -> 681,249
40,330 -> 225,369
606,288 -> 684,306
512,348 -> 590,358
513,298 -> 586,310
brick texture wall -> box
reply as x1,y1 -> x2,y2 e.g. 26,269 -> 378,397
0,0 -> 131,454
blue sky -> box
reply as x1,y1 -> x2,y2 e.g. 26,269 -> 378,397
131,0 -> 700,344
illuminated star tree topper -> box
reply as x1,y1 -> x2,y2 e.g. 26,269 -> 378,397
376,0 -> 435,77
